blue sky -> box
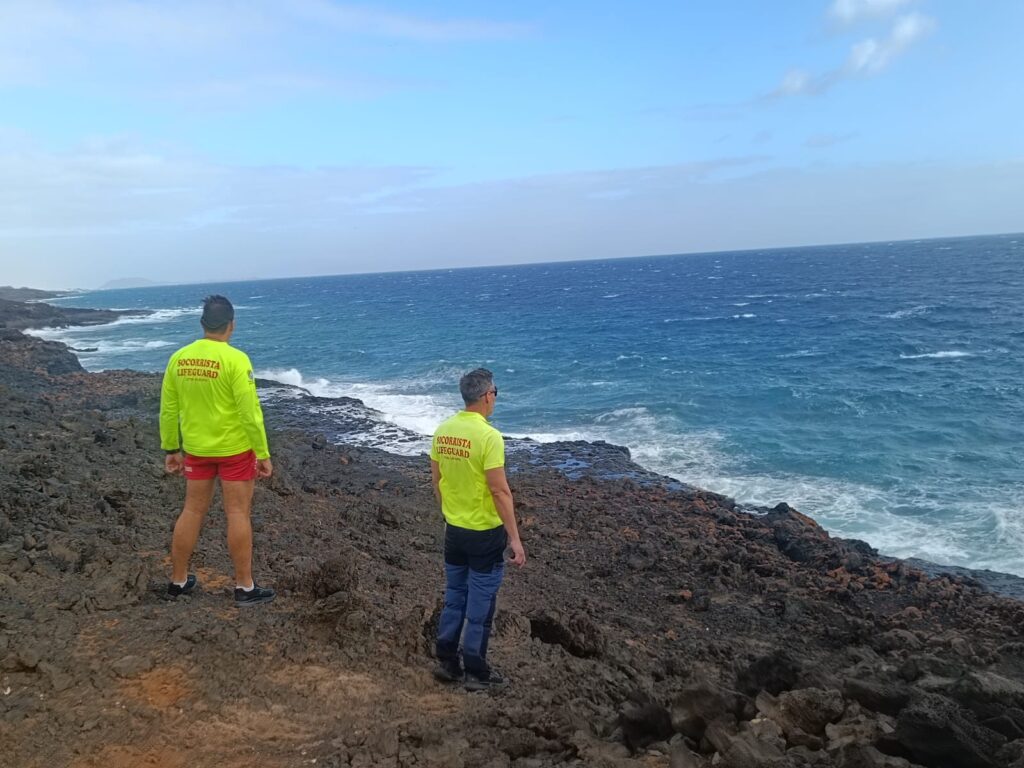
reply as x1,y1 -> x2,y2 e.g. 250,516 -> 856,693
1,0 -> 1022,288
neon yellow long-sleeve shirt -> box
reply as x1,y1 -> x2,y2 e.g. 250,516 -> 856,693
159,338 -> 270,460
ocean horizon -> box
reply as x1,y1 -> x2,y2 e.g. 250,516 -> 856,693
29,233 -> 1024,576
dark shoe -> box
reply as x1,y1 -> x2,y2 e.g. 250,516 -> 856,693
464,669 -> 506,692
166,574 -> 197,598
433,657 -> 464,684
234,584 -> 276,606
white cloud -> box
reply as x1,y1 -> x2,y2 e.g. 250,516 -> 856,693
845,13 -> 936,74
769,11 -> 935,98
777,70 -> 815,96
829,0 -> 915,25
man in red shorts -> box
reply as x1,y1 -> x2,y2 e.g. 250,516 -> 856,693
159,295 -> 275,606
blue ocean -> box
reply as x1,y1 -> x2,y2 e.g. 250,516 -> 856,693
32,234 -> 1024,575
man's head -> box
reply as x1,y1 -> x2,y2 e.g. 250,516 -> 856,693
200,295 -> 235,338
460,368 -> 497,416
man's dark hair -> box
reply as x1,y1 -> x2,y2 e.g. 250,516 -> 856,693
200,295 -> 234,333
460,368 -> 494,405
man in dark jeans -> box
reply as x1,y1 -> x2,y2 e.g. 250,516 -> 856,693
430,368 -> 526,690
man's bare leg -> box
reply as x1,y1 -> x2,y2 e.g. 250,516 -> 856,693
222,479 -> 255,587
171,478 -> 216,583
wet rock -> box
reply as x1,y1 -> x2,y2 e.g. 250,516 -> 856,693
765,505 -> 832,564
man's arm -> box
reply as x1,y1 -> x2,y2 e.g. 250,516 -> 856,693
230,356 -> 272,476
159,359 -> 184,474
485,467 -> 526,567
430,459 -> 442,505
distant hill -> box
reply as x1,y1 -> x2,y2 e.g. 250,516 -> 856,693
0,286 -> 63,301
99,277 -> 163,290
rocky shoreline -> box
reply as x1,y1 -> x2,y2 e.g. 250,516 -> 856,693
0,296 -> 148,331
2,302 -> 1024,767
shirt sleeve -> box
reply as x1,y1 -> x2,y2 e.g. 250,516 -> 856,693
429,432 -> 440,462
230,353 -> 271,460
159,354 -> 181,451
482,429 -> 505,470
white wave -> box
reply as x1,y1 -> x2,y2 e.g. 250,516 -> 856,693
732,302 -> 750,307
83,339 -> 174,354
505,404 -> 1024,575
594,406 -> 650,422
732,313 -> 756,319
883,305 -> 931,319
26,294 -> 84,303
26,308 -> 198,340
255,367 -> 454,438
602,293 -> 621,299
777,349 -> 822,359
252,365 -> 1021,575
899,351 -> 973,360
24,322 -> 176,354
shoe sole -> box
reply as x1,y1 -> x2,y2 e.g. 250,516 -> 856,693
464,680 -> 506,692
433,668 -> 462,684
235,595 -> 275,607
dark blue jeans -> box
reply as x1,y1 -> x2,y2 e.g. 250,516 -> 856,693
436,524 -> 506,675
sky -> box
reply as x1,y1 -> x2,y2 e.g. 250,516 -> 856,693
0,0 -> 1022,289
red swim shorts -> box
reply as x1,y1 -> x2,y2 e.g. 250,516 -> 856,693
183,450 -> 258,481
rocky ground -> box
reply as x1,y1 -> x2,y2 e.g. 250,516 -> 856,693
3,309 -> 1024,767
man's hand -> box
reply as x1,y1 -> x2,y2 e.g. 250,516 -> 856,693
256,458 -> 273,479
508,538 -> 526,567
165,451 -> 184,476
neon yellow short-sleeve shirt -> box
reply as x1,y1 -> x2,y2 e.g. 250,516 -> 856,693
430,411 -> 505,530
159,338 -> 270,460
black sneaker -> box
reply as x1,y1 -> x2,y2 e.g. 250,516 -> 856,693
464,669 -> 506,692
234,584 -> 276,606
433,657 -> 464,684
166,574 -> 197,598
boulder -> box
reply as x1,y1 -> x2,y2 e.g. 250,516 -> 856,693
618,701 -> 673,752
736,651 -> 800,696
895,692 -> 1005,768
950,671 -> 1024,720
756,688 -> 846,738
843,677 -> 911,716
